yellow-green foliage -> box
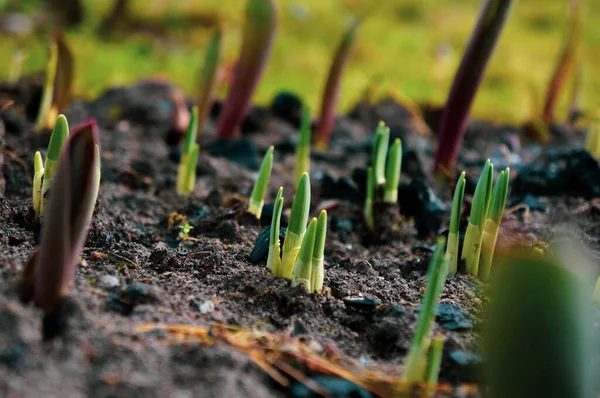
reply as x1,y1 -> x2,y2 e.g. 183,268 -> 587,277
2,0 -> 599,123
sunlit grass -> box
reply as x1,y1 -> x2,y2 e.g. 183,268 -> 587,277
1,0 -> 599,123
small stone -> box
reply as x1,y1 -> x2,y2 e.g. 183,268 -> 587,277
99,274 -> 120,288
199,300 -> 215,314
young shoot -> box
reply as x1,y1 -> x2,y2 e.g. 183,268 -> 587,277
216,0 -> 278,139
291,217 -> 317,291
278,173 -> 310,279
384,138 -> 402,203
33,151 -> 44,218
372,121 -> 390,186
39,114 -> 69,220
267,187 -> 284,273
177,106 -> 200,196
446,172 -> 466,275
461,160 -> 493,277
402,236 -> 447,385
248,146 -> 274,219
311,210 -> 327,293
424,335 -> 444,398
196,28 -> 223,138
433,0 -> 515,178
20,119 -> 101,330
478,168 -> 510,281
315,18 -> 361,150
364,167 -> 375,231
294,107 -> 311,186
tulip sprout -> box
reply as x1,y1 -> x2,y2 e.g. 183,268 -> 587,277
277,173 -> 310,279
33,114 -> 70,220
294,107 -> 311,186
384,138 -> 402,203
433,0 -> 515,178
402,236 -> 447,384
248,146 -> 274,219
267,187 -> 284,273
196,28 -> 223,138
372,121 -> 390,186
176,107 -> 200,196
216,0 -> 278,139
424,335 -> 444,398
20,120 -> 101,335
478,168 -> 510,281
310,210 -> 327,293
461,160 -> 493,276
315,18 -> 361,150
291,217 -> 318,290
446,172 -> 466,275
364,166 -> 375,231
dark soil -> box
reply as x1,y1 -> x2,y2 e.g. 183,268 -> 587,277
1,78 -> 599,397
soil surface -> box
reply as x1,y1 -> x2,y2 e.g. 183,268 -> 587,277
1,79 -> 599,397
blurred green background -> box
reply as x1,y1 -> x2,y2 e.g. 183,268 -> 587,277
1,0 -> 599,124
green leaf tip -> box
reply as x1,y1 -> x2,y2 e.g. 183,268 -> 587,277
177,108 -> 200,196
311,210 -> 327,293
47,114 -> 69,162
33,151 -> 44,219
372,121 -> 390,186
470,159 -> 493,227
184,106 -> 199,154
446,172 -> 466,275
487,167 -> 510,224
267,187 -> 284,273
384,138 -> 402,203
248,145 -> 274,219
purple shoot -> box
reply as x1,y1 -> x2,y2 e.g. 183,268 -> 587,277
315,18 -> 361,151
20,120 -> 100,314
433,0 -> 514,179
216,0 -> 277,139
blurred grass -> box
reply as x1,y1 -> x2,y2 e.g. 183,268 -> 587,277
1,0 -> 599,124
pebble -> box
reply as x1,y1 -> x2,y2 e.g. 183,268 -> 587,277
100,274 -> 120,288
199,300 -> 215,314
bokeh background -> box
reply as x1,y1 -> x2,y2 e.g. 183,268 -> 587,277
1,0 -> 599,124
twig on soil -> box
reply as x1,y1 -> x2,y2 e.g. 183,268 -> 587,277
1,146 -> 32,184
91,251 -> 138,268
505,203 -> 530,223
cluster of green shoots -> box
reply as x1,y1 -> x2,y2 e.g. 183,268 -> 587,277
445,160 -> 510,281
268,175 -> 327,293
22,118 -> 101,332
364,121 -> 402,231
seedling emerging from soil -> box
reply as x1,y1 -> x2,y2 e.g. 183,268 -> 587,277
248,145 -> 274,219
35,30 -> 74,133
267,187 -> 284,272
372,121 -> 390,186
177,107 -> 200,196
32,151 -> 44,218
20,120 -> 100,319
433,0 -> 514,178
196,28 -> 223,138
478,168 -> 510,281
291,217 -> 317,291
462,160 -> 493,276
585,124 -> 600,159
294,107 -> 311,186
310,210 -> 327,293
424,335 -> 444,398
384,138 -> 402,203
364,166 -> 375,231
315,18 -> 361,150
485,253 -> 595,398
542,0 -> 582,125
278,173 -> 310,279
446,172 -> 466,275
402,236 -> 447,385
216,0 -> 278,139
39,114 -> 70,220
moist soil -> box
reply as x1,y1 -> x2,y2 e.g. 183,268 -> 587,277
1,79 -> 599,397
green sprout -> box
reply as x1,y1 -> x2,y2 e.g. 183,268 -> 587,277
39,114 -> 69,220
364,166 -> 375,231
278,173 -> 310,279
310,210 -> 327,293
401,236 -> 447,385
34,39 -> 58,133
384,138 -> 402,203
196,28 -> 223,138
179,222 -> 194,240
424,335 -> 444,398
446,172 -> 466,275
267,187 -> 284,273
485,253 -> 594,398
315,18 -> 361,150
20,119 -> 100,334
32,151 -> 44,218
247,145 -> 274,219
478,168 -> 510,281
291,217 -> 318,291
461,160 -> 493,277
372,121 -> 390,186
176,106 -> 200,196
294,107 -> 311,186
